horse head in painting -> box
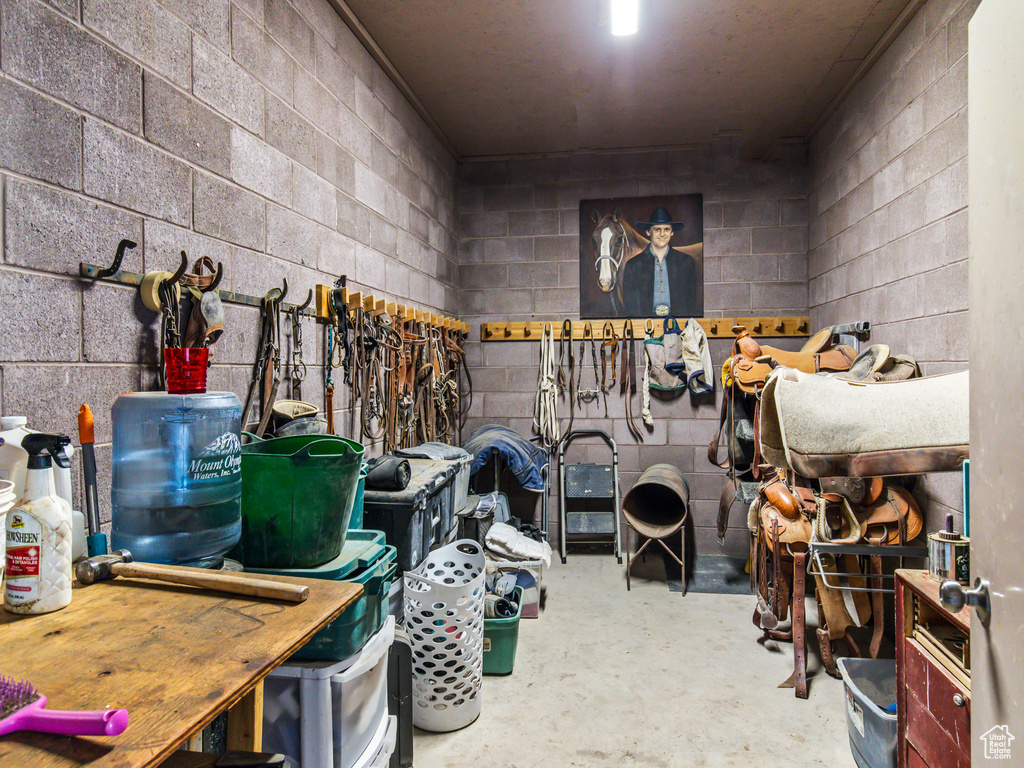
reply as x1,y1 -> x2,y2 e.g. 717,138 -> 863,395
591,210 -> 642,293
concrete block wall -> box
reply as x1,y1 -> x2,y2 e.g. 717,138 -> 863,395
457,140 -> 809,557
0,0 -> 457,526
808,0 -> 976,529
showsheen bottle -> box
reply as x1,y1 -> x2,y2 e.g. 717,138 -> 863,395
4,434 -> 74,615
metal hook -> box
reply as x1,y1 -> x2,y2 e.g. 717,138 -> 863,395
169,251 -> 189,285
95,239 -> 137,278
296,289 -> 313,312
264,278 -> 288,304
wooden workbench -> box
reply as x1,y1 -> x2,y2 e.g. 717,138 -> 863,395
0,574 -> 362,767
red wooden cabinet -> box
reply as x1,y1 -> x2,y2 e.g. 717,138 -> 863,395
896,570 -> 971,768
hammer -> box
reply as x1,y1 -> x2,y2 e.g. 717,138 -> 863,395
75,550 -> 309,603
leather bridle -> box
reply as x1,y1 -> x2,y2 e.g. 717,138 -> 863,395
577,322 -> 600,406
600,321 -> 618,415
621,320 -> 643,442
243,284 -> 286,436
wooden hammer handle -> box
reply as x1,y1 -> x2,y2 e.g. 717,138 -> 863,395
110,562 -> 309,603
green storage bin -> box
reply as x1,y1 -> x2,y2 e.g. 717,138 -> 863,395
235,433 -> 363,569
483,586 -> 523,676
248,530 -> 396,661
348,464 -> 368,530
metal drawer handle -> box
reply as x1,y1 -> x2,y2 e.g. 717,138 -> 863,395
953,693 -> 966,708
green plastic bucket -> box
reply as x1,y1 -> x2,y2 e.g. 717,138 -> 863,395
483,586 -> 523,676
234,433 -> 364,569
292,546 -> 396,661
348,464 -> 368,530
249,531 -> 396,661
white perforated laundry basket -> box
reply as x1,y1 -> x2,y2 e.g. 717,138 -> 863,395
403,539 -> 485,732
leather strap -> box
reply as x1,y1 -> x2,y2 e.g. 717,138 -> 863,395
817,621 -> 838,678
243,286 -> 284,435
792,548 -> 808,699
715,377 -> 755,539
716,478 -> 738,544
454,328 -> 472,443
751,398 -> 762,479
600,321 -> 618,416
621,320 -> 643,442
753,529 -> 767,629
869,555 -> 884,659
600,321 -> 618,387
708,378 -> 735,469
180,255 -> 219,289
384,314 -> 403,452
324,285 -> 348,436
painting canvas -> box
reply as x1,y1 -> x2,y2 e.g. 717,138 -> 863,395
579,194 -> 703,319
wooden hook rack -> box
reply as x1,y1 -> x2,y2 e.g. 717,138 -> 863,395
479,316 -> 811,341
315,284 -> 468,333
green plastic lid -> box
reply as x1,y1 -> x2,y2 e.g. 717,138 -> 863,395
245,529 -> 386,580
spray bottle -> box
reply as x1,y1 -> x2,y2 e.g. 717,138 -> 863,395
4,434 -> 74,615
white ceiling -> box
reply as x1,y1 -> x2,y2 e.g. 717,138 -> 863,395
339,0 -> 916,159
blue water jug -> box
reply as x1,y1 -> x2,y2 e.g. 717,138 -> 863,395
111,392 -> 242,565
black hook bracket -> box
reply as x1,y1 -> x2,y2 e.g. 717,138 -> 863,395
91,239 -> 137,279
80,238 -> 323,320
168,251 -> 189,285
264,278 -> 288,304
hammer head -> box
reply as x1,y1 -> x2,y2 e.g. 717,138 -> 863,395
75,549 -> 134,585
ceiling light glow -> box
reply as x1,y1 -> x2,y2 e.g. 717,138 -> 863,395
610,0 -> 638,36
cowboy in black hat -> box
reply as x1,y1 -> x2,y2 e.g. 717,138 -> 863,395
622,207 -> 698,318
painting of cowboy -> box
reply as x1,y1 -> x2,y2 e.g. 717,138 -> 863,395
579,194 -> 703,319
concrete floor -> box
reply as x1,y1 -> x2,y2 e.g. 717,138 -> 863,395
413,555 -> 858,768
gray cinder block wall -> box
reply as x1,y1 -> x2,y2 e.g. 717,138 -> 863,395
457,140 -> 809,557
808,0 -> 976,531
0,0 -> 457,526
458,0 -> 975,552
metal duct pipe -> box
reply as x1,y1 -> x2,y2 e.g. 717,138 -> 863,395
622,464 -> 690,540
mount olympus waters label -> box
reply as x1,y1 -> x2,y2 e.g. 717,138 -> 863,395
187,432 -> 242,481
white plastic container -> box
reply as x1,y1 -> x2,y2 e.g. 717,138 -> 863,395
0,479 -> 15,517
360,716 -> 396,768
0,417 -> 75,510
387,579 -> 403,625
263,616 -> 395,768
0,479 -> 16,578
4,440 -> 73,615
404,539 -> 485,732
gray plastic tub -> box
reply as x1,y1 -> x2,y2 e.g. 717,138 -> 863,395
837,658 -> 898,768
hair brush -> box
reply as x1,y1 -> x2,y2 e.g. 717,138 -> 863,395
0,675 -> 129,737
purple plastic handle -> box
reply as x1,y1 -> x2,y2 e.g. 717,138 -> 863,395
0,695 -> 130,737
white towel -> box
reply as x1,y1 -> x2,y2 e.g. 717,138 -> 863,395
485,523 -> 552,568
